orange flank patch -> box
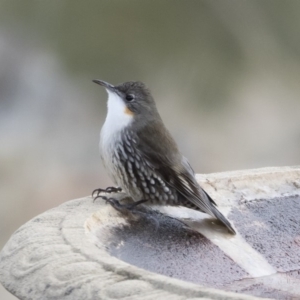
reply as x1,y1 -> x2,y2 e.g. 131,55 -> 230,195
124,106 -> 134,116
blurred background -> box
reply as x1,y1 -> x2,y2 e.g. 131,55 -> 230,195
1,1 -> 300,298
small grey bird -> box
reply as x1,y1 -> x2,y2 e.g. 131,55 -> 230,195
92,80 -> 235,234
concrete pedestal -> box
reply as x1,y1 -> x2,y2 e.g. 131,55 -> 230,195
1,167 -> 300,300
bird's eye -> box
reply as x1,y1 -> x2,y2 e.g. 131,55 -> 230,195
125,94 -> 134,102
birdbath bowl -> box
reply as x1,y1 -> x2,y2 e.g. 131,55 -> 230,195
1,166 -> 300,300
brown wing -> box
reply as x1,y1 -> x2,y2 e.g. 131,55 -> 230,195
133,121 -> 236,234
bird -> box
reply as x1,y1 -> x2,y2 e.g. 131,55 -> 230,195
92,80 -> 236,234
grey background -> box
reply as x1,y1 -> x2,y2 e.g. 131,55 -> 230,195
1,1 -> 300,299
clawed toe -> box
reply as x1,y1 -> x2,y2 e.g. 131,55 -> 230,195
92,188 -> 105,198
100,196 -> 119,207
101,196 -> 131,214
92,194 -> 103,202
105,186 -> 122,193
99,196 -> 148,214
92,186 -> 122,199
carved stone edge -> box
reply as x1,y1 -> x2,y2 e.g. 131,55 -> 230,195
0,166 -> 299,300
196,166 -> 300,207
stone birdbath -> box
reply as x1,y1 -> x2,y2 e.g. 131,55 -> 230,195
1,166 -> 300,300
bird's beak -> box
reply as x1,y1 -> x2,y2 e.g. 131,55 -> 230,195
92,79 -> 115,92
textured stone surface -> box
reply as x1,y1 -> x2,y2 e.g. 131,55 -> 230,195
0,166 -> 300,300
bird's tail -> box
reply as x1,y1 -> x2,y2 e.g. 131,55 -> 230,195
210,205 -> 236,234
199,188 -> 235,234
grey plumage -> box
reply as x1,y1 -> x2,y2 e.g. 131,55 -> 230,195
94,80 -> 236,234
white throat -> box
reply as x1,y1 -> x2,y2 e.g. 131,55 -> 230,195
100,90 -> 133,147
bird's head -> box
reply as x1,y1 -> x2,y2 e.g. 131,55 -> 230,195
93,80 -> 160,126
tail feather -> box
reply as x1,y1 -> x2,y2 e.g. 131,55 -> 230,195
180,193 -> 236,234
202,189 -> 236,234
211,205 -> 236,234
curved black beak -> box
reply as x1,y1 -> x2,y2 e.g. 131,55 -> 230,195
92,79 -> 115,91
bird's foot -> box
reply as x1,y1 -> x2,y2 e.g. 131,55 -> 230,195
100,196 -> 148,212
92,186 -> 122,202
